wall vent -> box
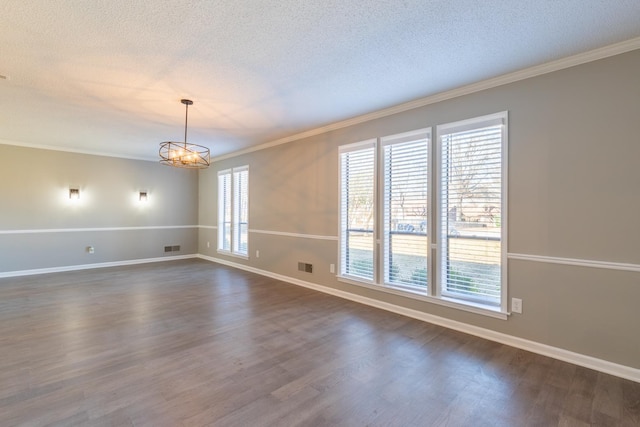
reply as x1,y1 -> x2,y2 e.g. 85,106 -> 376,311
298,262 -> 313,273
172,245 -> 181,252
164,246 -> 172,252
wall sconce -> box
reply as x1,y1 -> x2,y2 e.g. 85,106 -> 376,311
69,188 -> 80,200
139,191 -> 148,202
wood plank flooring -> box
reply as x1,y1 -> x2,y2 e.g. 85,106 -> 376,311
0,259 -> 638,426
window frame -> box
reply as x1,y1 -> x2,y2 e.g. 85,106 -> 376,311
218,165 -> 249,258
436,112 -> 508,313
337,112 -> 508,318
338,139 -> 377,284
218,169 -> 232,253
379,128 -> 432,293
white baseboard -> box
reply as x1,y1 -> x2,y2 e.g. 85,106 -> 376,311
198,254 -> 640,383
0,255 -> 197,278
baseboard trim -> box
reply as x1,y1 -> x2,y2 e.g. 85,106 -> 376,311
198,254 -> 640,383
0,255 -> 197,278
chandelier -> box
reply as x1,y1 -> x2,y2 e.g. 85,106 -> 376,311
159,99 -> 210,169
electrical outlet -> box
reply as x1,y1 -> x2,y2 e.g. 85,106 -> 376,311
87,246 -> 94,254
256,250 -> 260,258
511,298 -> 523,314
330,264 -> 335,273
207,241 -> 210,248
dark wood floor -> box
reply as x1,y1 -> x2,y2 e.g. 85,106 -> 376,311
0,260 -> 638,426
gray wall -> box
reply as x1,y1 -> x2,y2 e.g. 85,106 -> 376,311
199,50 -> 640,369
0,146 -> 198,273
2,50 -> 637,370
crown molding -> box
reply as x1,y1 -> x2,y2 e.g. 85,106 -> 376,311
213,37 -> 640,162
0,138 -> 156,163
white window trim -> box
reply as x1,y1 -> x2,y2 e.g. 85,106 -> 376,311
337,276 -> 507,320
379,128 -> 432,291
501,114 -> 509,314
435,111 -> 508,313
217,166 -> 249,259
338,139 -> 377,284
337,113 -> 508,318
218,168 -> 232,253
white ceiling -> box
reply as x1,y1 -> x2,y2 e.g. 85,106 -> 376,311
1,1 -> 640,161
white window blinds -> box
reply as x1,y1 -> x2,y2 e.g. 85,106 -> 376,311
438,114 -> 506,305
218,166 -> 249,256
382,129 -> 430,290
337,112 -> 507,314
339,141 -> 376,281
233,167 -> 249,256
218,170 -> 232,252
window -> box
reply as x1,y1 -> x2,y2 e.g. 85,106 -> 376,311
339,140 -> 376,282
382,129 -> 430,291
338,113 -> 507,314
438,115 -> 506,307
218,171 -> 232,252
218,166 -> 249,257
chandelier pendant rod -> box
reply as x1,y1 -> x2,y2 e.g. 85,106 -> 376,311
182,98 -> 193,148
184,102 -> 187,146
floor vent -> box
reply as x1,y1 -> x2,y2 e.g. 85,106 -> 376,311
298,262 -> 313,273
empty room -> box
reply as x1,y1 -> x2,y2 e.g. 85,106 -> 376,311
1,1 -> 639,426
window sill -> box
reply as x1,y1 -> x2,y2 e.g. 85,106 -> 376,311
216,250 -> 249,260
337,275 -> 507,320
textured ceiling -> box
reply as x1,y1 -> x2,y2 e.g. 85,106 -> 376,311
1,1 -> 640,161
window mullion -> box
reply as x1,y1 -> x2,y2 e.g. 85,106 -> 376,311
428,129 -> 436,297
375,138 -> 382,285
500,118 -> 509,313
230,173 -> 236,253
